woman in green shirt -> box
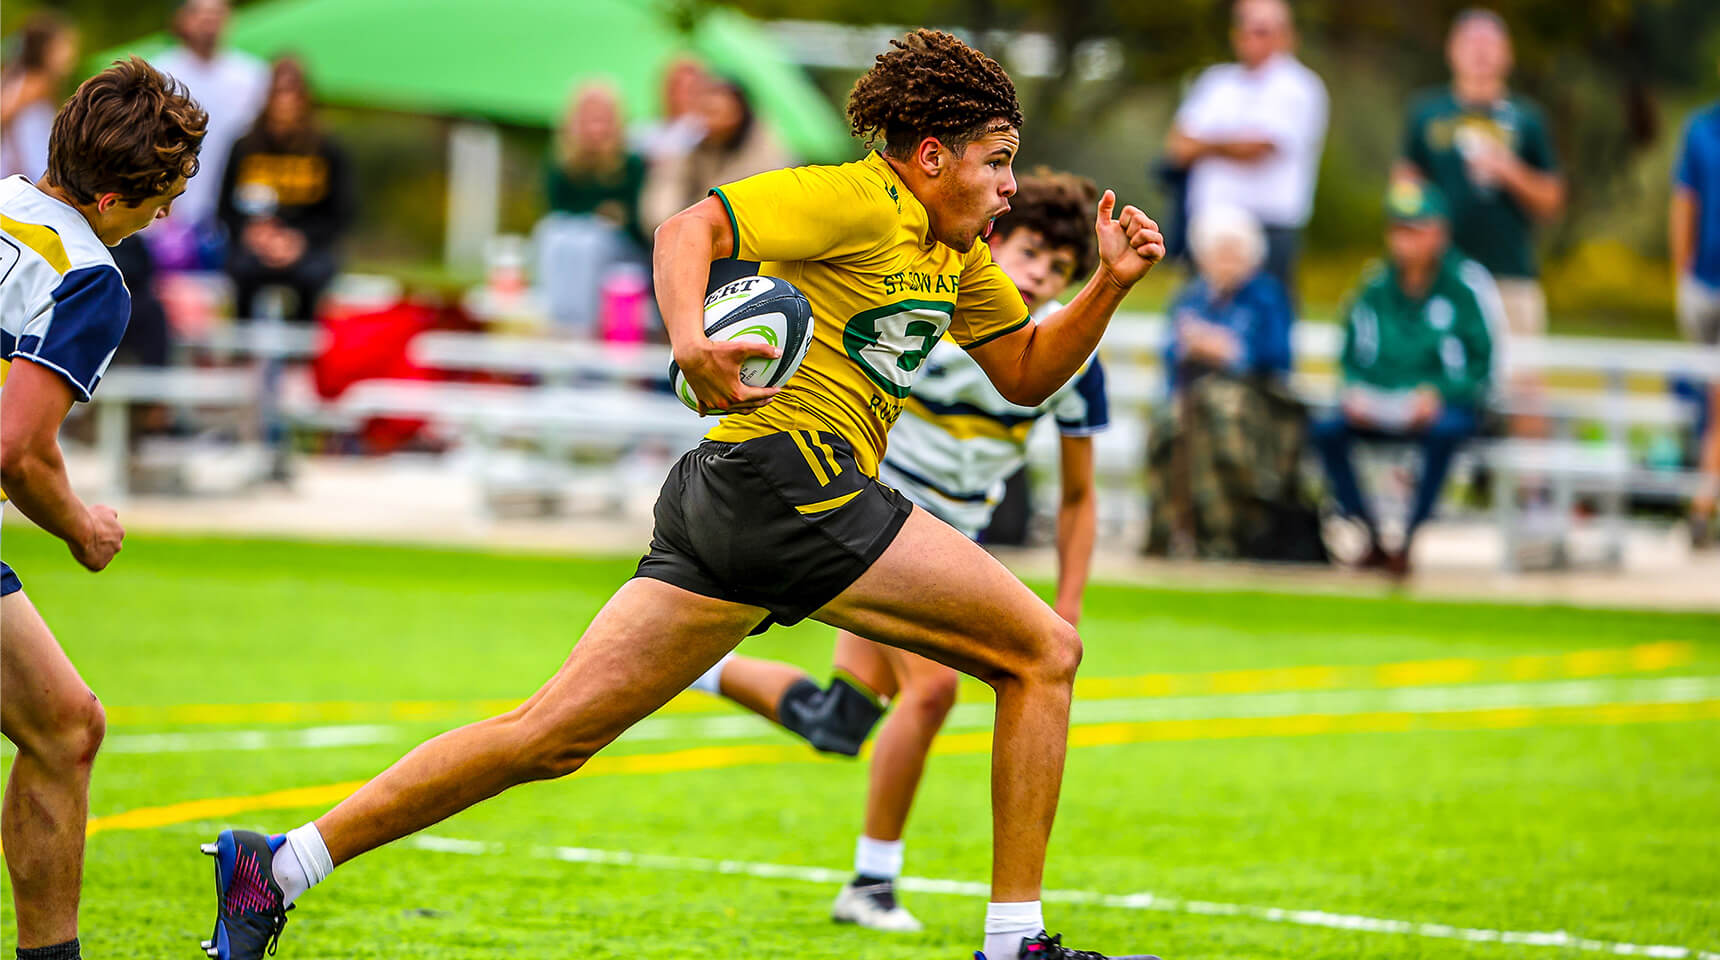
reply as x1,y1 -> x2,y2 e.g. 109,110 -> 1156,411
545,83 -> 648,252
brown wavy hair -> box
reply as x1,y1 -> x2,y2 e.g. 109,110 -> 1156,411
47,57 -> 208,205
847,29 -> 1022,159
995,168 -> 1100,280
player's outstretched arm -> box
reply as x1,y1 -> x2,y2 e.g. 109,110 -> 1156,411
968,191 -> 1164,406
0,359 -> 124,571
652,197 -> 782,417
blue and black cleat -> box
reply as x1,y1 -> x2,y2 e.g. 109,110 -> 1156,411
199,829 -> 292,958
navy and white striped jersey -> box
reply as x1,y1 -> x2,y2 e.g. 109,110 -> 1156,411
880,304 -> 1109,538
1,175 -> 131,403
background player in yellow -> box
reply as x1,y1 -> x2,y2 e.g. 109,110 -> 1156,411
200,30 -> 1165,960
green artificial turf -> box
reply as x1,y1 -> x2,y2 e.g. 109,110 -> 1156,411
1,527 -> 1715,959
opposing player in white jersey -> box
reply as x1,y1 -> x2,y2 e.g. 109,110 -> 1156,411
1,59 -> 204,960
690,170 -> 1109,932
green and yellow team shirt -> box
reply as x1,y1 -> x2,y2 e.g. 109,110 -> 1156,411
704,151 -> 1030,476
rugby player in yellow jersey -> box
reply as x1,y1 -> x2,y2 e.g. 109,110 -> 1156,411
199,30 -> 1165,960
687,170 -> 1108,935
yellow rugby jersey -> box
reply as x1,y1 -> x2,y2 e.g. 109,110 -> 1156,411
703,151 -> 1030,476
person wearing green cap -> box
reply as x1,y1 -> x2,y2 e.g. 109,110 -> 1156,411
1310,178 -> 1502,575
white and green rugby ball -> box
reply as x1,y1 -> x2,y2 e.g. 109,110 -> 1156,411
671,275 -> 815,414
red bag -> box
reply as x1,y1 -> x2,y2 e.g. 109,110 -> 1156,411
312,302 -> 435,453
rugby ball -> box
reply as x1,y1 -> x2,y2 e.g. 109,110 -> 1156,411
670,275 -> 815,414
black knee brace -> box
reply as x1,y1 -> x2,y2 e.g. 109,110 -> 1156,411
777,676 -> 885,757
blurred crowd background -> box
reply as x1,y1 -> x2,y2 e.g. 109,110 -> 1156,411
4,0 -> 1720,578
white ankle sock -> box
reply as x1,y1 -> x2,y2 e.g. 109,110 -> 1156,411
853,834 -> 905,880
690,654 -> 734,696
982,900 -> 1044,959
272,822 -> 334,906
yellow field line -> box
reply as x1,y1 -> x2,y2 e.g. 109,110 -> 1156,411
101,642 -> 1696,729
85,695 -> 1720,839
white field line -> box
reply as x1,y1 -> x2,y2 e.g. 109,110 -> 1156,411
31,675 -> 1717,758
408,835 -> 1720,959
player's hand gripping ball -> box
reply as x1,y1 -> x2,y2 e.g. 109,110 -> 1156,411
670,276 -> 815,415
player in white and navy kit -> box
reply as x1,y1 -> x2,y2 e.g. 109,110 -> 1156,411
881,318 -> 1108,539
1,59 -> 203,960
690,171 -> 1110,933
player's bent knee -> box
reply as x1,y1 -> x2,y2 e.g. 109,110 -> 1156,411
1034,620 -> 1084,687
23,688 -> 106,770
506,706 -> 618,782
900,670 -> 959,724
517,726 -> 606,781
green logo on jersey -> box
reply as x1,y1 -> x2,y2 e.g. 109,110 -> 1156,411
843,300 -> 953,399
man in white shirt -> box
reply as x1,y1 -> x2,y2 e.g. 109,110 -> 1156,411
151,0 -> 267,256
1167,0 -> 1328,298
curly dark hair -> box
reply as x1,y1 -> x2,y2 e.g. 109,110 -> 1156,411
993,168 -> 1100,280
847,29 -> 1022,159
47,57 -> 208,205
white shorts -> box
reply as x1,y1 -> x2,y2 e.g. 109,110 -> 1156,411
1678,275 -> 1720,346
876,460 -> 991,541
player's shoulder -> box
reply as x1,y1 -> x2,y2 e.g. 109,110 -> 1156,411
1,177 -> 119,280
733,154 -> 902,231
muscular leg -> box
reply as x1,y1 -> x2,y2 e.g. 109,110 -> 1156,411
816,506 -> 1081,903
312,579 -> 765,866
2,592 -> 107,949
834,634 -> 959,843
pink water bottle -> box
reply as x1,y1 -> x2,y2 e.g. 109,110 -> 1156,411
599,264 -> 649,343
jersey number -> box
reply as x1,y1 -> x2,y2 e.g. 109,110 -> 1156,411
843,300 -> 954,399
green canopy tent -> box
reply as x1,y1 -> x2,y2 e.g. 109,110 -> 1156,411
93,0 -> 853,264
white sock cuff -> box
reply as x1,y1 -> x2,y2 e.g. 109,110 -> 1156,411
984,899 -> 1044,934
690,654 -> 734,696
853,835 -> 905,879
285,822 -> 334,885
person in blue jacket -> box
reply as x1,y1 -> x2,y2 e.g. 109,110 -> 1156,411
1149,203 -> 1296,557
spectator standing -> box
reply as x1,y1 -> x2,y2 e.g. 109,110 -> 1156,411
1312,181 -> 1500,577
217,58 -> 355,322
1146,204 -> 1300,559
546,84 -> 650,253
632,56 -> 708,163
152,0 -> 268,264
1671,88 -> 1720,547
0,12 -> 79,182
1399,8 -> 1563,352
1167,0 -> 1328,298
640,78 -> 791,235
538,82 -> 651,335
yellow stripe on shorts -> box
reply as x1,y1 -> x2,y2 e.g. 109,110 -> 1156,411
790,429 -> 833,486
795,489 -> 860,515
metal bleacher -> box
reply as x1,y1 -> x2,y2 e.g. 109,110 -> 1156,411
79,307 -> 1718,566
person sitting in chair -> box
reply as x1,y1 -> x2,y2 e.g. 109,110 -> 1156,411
1146,204 -> 1295,559
1312,180 -> 1499,576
